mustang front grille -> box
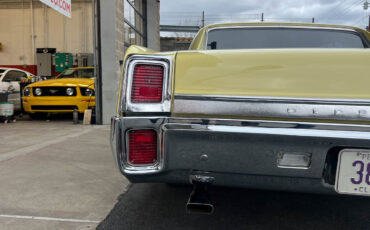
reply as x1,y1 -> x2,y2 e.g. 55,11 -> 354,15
32,87 -> 77,96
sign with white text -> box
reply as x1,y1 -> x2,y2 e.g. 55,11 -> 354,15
39,0 -> 71,18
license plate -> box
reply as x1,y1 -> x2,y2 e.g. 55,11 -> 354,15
335,149 -> 370,196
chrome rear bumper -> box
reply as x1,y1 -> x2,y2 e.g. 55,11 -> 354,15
111,117 -> 370,194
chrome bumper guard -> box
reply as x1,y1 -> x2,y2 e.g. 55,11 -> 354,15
111,116 -> 370,192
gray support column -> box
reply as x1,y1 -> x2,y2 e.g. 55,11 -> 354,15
146,0 -> 160,50
96,0 -> 160,124
98,0 -> 119,125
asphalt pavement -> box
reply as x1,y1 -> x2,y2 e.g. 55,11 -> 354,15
97,183 -> 370,230
2,116 -> 369,230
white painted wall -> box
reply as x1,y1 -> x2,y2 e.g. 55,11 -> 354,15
0,1 -> 93,65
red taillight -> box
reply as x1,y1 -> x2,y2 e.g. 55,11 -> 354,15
128,130 -> 158,165
131,64 -> 164,103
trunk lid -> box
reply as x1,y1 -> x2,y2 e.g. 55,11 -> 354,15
174,49 -> 370,99
173,49 -> 370,122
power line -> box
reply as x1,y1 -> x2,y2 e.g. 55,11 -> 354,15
161,10 -> 366,28
351,1 -> 370,27
341,0 -> 364,15
323,0 -> 362,19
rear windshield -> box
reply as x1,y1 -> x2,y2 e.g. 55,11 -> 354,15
206,28 -> 367,49
58,68 -> 94,79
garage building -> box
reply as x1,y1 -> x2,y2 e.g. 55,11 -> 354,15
0,0 -> 160,124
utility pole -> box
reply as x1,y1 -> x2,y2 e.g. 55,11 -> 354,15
202,11 -> 205,27
261,12 -> 264,22
363,1 -> 369,31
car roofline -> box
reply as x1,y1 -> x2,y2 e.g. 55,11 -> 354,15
0,68 -> 33,74
202,22 -> 368,32
189,22 -> 370,50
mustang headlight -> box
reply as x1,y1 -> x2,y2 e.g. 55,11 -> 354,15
85,88 -> 94,96
81,88 -> 95,96
24,88 -> 31,97
34,88 -> 42,96
66,88 -> 74,96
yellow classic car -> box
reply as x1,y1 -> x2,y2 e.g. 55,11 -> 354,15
23,67 -> 95,118
111,22 -> 370,214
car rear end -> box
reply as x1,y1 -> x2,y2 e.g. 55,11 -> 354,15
111,24 -> 370,198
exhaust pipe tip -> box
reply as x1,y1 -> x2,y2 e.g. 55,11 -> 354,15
186,202 -> 214,214
186,174 -> 215,214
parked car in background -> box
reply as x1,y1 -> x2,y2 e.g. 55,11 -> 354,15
0,68 -> 34,111
22,67 -> 95,119
111,22 -> 370,214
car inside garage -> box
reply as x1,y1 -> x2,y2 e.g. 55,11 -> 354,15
0,0 -> 160,124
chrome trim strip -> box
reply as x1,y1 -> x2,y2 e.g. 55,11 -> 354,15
174,94 -> 370,105
204,26 -> 359,50
167,117 -> 370,131
110,117 -> 120,170
174,95 -> 370,121
185,125 -> 370,140
120,55 -> 173,114
162,119 -> 370,140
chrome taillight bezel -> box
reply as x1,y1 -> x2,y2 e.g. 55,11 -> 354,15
125,128 -> 160,168
111,117 -> 166,174
121,55 -> 172,114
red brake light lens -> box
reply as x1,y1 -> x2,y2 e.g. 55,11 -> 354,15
128,130 -> 158,165
131,64 -> 164,103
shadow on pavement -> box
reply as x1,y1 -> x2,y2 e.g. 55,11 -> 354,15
97,183 -> 370,230
15,113 -> 82,122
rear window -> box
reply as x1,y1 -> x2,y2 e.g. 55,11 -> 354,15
206,28 -> 367,49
